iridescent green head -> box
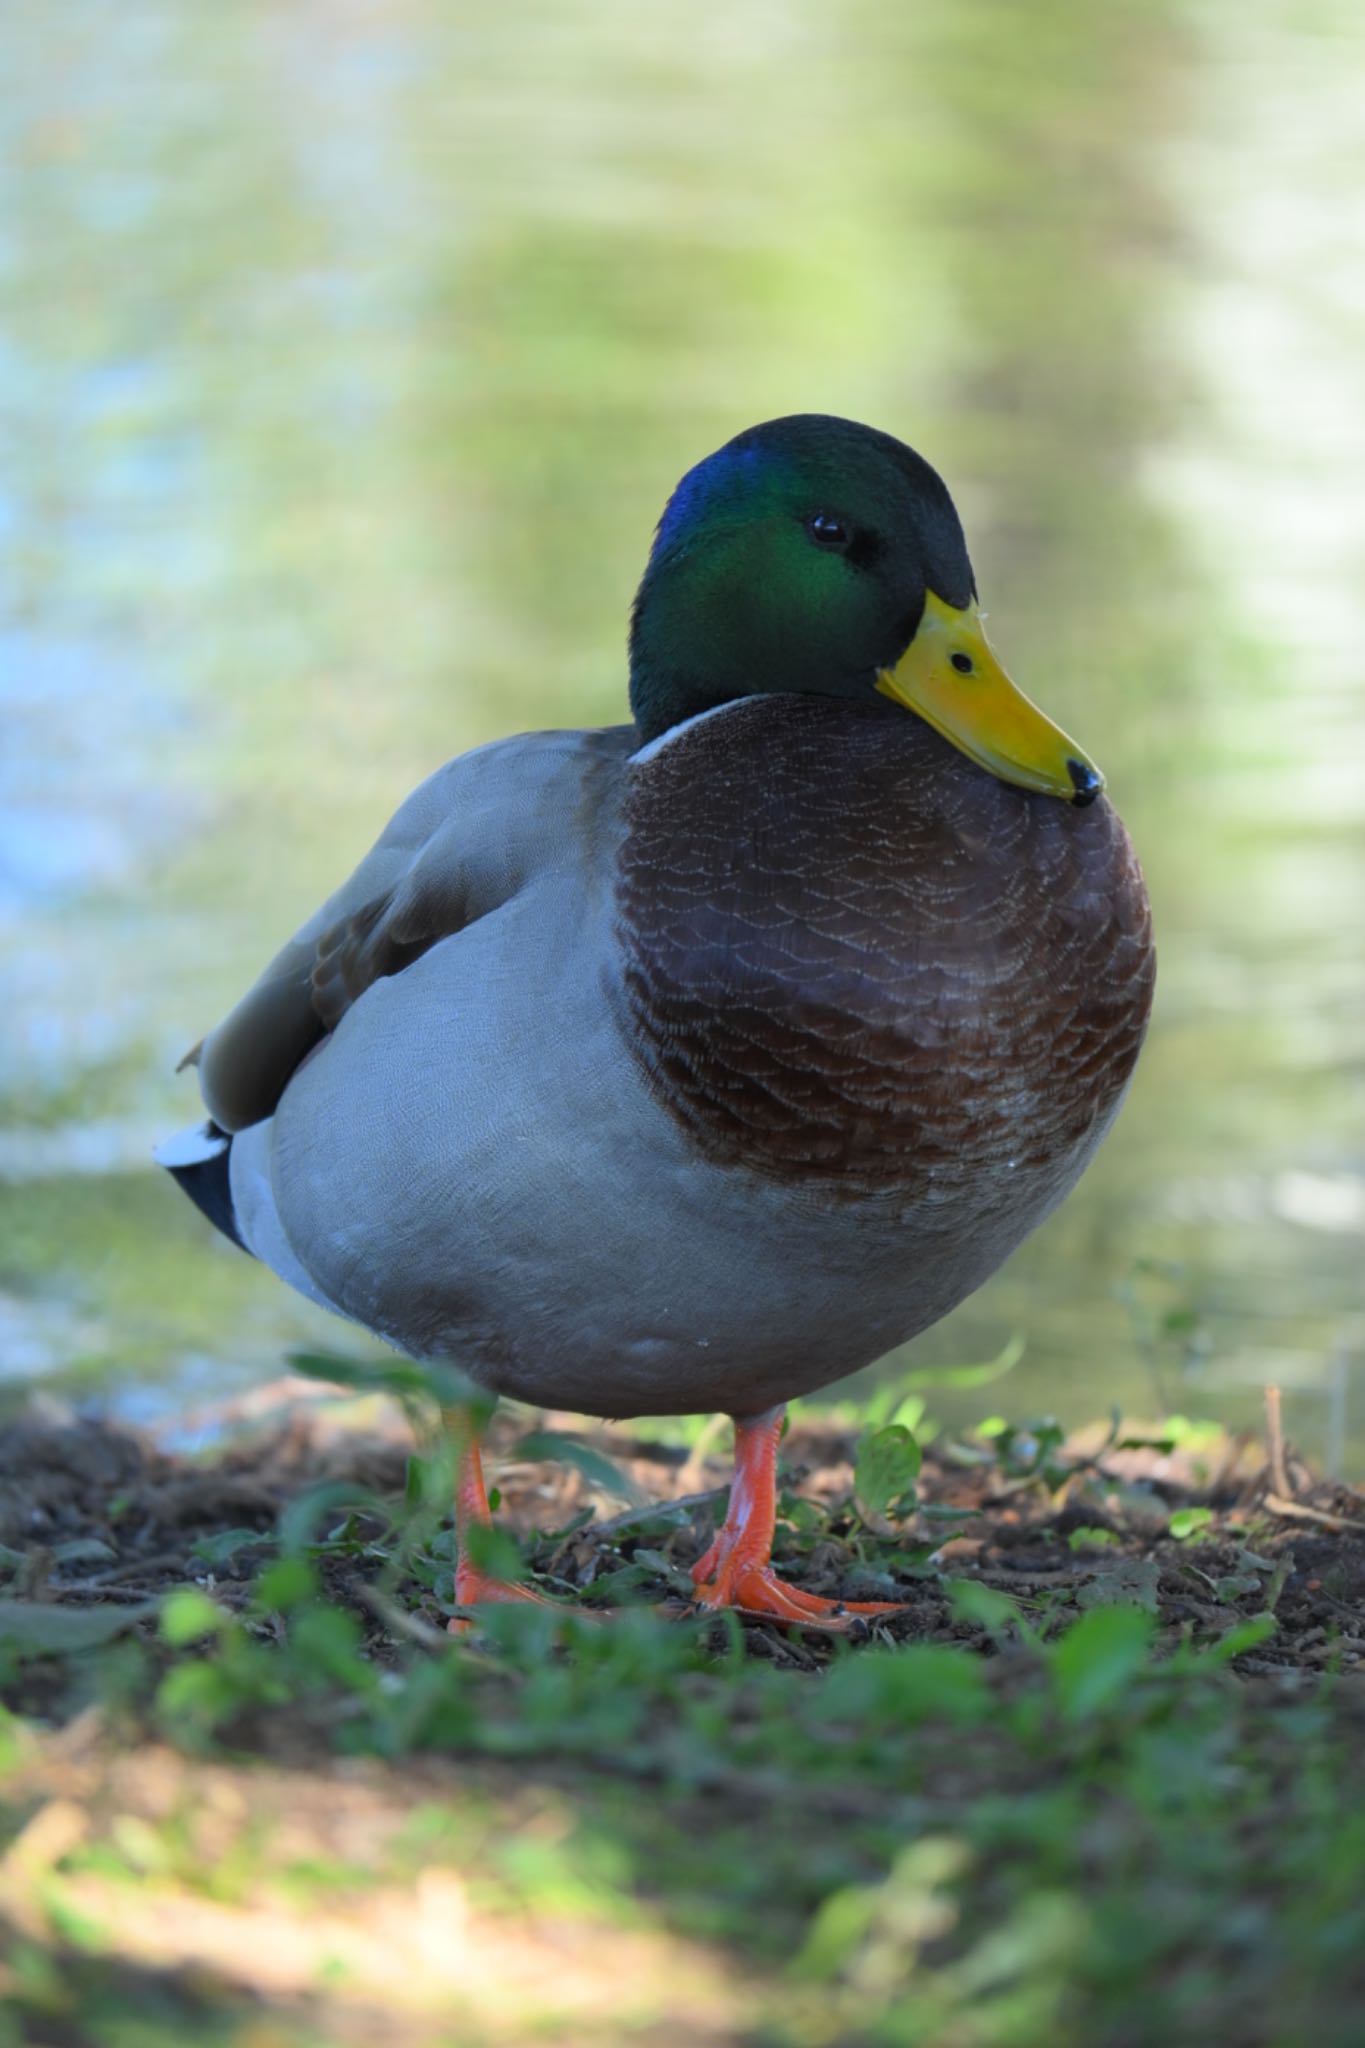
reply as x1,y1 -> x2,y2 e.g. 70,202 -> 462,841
628,414 -> 1102,805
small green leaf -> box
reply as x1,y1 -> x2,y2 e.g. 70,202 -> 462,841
578,1560 -> 660,1603
0,1702 -> 27,1773
50,1538 -> 119,1567
864,1389 -> 928,1435
946,1579 -> 1021,1633
1201,1613 -> 1277,1664
855,1424 -> 922,1519
1067,1526 -> 1122,1551
190,1528 -> 274,1568
1214,1573 -> 1264,1603
160,1589 -> 229,1646
1264,1558 -> 1292,1612
289,1349 -> 493,1421
402,1447 -> 455,1515
462,1523 -> 526,1583
291,1605 -> 374,1692
277,1481 -> 391,1557
1076,1558 -> 1160,1613
817,1645 -> 990,1727
999,1418 -> 1066,1476
777,1491 -> 824,1534
900,1332 -> 1026,1391
797,1837 -> 970,1981
1052,1606 -> 1156,1718
156,1659 -> 240,1738
1169,1507 -> 1214,1542
255,1558 -> 318,1613
0,1600 -> 158,1654
630,1547 -> 702,1595
513,1431 -> 646,1506
1234,1546 -> 1276,1571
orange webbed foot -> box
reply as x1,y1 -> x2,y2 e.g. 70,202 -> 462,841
447,1420 -> 572,1633
690,1558 -> 902,1631
688,1410 -> 907,1634
447,1567 -> 565,1634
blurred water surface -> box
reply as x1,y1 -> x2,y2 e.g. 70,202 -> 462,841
2,0 -> 1362,1466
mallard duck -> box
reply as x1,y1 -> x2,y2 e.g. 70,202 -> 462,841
159,414 -> 1154,1627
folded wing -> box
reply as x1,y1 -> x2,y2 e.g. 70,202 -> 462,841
188,725 -> 634,1133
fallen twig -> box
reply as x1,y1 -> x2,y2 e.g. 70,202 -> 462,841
1265,1385 -> 1291,1499
55,1549 -> 205,1592
1263,1494 -> 1365,1535
586,1486 -> 728,1541
356,1583 -> 450,1651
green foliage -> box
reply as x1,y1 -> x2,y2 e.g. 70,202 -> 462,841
946,1578 -> 1030,1639
855,1327 -> 1023,1441
1193,1614 -> 1278,1667
798,1834 -> 968,1979
289,1348 -> 490,1420
1,1471 -> 1360,2048
0,1700 -> 26,1775
159,1590 -> 229,1647
899,1330 -> 1027,1393
3,1401 -> 1360,2048
814,1645 -> 991,1729
189,1527 -> 274,1568
0,1600 -> 159,1654
255,1558 -> 318,1613
275,1482 -> 395,1561
1066,1525 -> 1121,1550
974,1413 -> 1071,1489
854,1423 -> 923,1521
288,1604 -> 376,1697
111,1568 -> 1359,2045
462,1522 -> 526,1584
513,1430 -> 645,1506
1075,1557 -> 1160,1612
1050,1606 -> 1156,1718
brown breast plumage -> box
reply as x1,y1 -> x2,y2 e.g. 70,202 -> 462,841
615,695 -> 1154,1201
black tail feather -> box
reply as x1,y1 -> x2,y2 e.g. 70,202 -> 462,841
157,1122 -> 252,1256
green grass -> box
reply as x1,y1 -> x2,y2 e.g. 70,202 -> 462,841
2,1404 -> 1364,2046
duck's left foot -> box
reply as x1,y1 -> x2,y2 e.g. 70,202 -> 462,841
690,1554 -> 902,1630
688,1407 -> 906,1633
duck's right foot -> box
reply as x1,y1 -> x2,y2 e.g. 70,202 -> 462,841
447,1565 -> 564,1633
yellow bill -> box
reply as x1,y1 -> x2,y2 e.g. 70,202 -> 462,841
876,592 -> 1103,806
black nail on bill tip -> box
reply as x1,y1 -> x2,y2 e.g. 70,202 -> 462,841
1067,758 -> 1102,807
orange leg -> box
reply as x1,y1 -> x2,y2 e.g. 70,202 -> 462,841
447,1424 -> 559,1631
691,1408 -> 904,1631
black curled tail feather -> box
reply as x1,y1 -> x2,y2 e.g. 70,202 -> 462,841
155,1121 -> 253,1257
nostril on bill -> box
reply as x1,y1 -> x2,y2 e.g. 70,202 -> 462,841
1067,758 -> 1103,808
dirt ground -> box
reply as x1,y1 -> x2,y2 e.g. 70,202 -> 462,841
4,1386 -> 1365,2048
3,1384 -> 1363,1683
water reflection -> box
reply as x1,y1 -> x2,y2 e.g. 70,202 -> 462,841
1,0 -> 1361,1469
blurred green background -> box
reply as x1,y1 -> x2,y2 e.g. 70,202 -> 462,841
1,0 -> 1361,1467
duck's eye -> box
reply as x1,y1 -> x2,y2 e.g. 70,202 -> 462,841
806,512 -> 850,548
950,651 -> 974,674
